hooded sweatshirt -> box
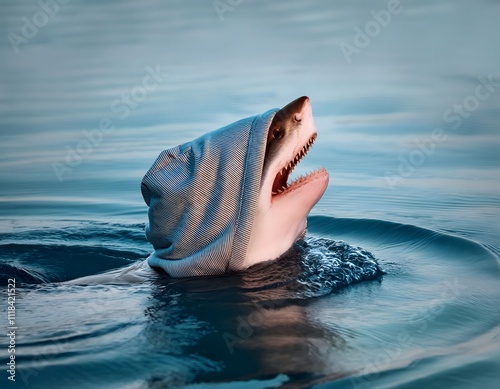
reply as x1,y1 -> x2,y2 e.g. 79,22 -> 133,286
141,108 -> 279,278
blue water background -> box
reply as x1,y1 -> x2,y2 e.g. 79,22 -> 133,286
1,0 -> 499,388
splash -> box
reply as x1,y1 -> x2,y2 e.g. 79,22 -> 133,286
296,237 -> 384,298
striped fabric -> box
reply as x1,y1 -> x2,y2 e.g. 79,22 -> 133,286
141,108 -> 279,278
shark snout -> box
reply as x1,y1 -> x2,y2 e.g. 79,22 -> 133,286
280,96 -> 311,123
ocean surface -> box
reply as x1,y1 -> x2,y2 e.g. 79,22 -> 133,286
1,0 -> 499,388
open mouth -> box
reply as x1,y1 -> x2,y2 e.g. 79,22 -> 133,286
271,134 -> 326,196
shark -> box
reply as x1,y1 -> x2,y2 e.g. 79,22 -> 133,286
246,96 -> 329,267
70,96 -> 328,283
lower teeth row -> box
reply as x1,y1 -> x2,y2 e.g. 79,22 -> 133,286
272,167 -> 326,195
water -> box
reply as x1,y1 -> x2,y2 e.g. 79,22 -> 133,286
1,0 -> 499,388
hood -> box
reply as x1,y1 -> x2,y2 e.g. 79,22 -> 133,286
141,109 -> 279,277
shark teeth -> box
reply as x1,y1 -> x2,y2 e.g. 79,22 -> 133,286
272,134 -> 319,196
287,167 -> 327,187
272,185 -> 288,195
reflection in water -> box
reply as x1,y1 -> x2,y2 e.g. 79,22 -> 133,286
140,238 -> 382,386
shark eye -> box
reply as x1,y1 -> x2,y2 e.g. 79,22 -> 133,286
272,128 -> 284,140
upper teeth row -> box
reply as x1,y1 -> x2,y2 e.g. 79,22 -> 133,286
279,135 -> 316,176
271,135 -> 316,195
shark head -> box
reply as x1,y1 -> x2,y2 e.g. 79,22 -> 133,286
142,95 -> 328,277
246,96 -> 329,267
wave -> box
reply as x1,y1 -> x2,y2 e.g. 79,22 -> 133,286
1,216 -> 498,297
308,216 -> 500,272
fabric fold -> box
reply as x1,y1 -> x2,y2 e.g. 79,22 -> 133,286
141,109 -> 278,277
